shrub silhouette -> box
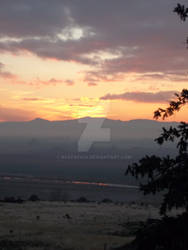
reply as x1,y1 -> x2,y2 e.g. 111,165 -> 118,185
77,196 -> 89,203
28,194 -> 40,202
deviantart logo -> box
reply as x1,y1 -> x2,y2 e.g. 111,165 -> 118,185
78,101 -> 111,152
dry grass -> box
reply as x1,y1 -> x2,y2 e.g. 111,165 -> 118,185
0,202 -> 160,250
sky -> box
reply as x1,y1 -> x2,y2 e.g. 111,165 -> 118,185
0,0 -> 188,122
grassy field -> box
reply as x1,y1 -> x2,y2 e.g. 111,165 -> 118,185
0,201 -> 161,250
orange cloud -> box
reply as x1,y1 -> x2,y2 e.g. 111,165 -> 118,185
0,62 -> 17,79
22,98 -> 44,101
0,105 -> 37,121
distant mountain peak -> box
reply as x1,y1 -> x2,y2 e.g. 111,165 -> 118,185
30,118 -> 49,122
78,116 -> 107,121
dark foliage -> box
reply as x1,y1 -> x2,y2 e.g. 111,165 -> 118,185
126,90 -> 188,216
174,3 -> 188,45
123,213 -> 188,250
2,196 -> 24,204
124,89 -> 188,249
154,89 -> 188,120
28,194 -> 40,202
64,213 -> 72,219
77,196 -> 89,203
101,198 -> 113,203
115,214 -> 188,250
174,3 -> 188,21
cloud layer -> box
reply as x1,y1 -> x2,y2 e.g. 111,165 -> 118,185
101,91 -> 177,103
0,0 -> 187,81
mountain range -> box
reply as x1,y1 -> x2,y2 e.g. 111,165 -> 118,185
0,117 -> 177,138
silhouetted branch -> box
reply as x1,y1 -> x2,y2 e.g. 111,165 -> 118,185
154,89 -> 188,120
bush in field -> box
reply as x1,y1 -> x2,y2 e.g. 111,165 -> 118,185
28,194 -> 40,202
77,196 -> 89,203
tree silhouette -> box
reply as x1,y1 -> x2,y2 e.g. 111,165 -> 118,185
174,3 -> 188,21
126,3 -> 188,215
121,3 -> 188,250
125,92 -> 188,250
154,89 -> 188,120
126,90 -> 188,215
174,3 -> 188,45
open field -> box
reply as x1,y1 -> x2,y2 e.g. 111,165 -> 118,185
0,201 -> 161,250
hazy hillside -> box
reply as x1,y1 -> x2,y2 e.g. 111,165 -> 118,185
0,117 -> 177,138
0,118 -> 178,183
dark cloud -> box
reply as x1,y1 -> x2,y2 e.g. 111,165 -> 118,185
0,0 -> 69,38
101,91 -> 177,103
132,72 -> 188,82
0,0 -> 187,78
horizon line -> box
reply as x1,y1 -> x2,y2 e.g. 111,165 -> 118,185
0,116 -> 179,123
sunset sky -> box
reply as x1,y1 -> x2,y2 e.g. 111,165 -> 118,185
0,0 -> 188,122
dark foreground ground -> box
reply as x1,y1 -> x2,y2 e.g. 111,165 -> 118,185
0,201 -> 162,250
